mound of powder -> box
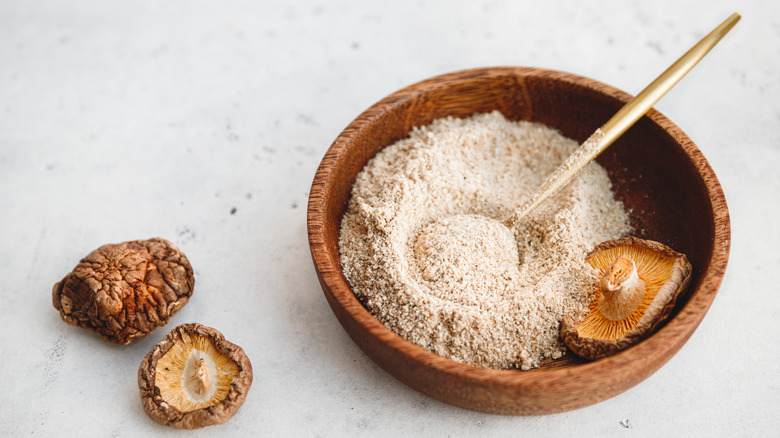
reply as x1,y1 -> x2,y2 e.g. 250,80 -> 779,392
339,111 -> 632,369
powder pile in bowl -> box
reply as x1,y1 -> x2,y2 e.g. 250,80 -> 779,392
338,111 -> 631,369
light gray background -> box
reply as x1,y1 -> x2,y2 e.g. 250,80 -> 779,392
1,0 -> 777,436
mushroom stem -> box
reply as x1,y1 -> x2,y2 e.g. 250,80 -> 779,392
191,358 -> 211,396
598,255 -> 646,321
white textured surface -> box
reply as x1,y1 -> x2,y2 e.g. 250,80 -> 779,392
1,0 -> 778,436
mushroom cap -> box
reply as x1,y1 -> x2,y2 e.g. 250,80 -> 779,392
561,237 -> 692,360
138,323 -> 253,429
52,238 -> 194,344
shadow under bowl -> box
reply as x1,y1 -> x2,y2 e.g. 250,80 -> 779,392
307,67 -> 731,415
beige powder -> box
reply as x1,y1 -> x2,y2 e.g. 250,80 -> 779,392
339,111 -> 632,369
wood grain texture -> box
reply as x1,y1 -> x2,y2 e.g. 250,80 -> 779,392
306,67 -> 731,415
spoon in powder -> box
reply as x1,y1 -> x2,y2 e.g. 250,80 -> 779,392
502,12 -> 740,230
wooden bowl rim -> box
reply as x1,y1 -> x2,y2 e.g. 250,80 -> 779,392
307,67 -> 731,392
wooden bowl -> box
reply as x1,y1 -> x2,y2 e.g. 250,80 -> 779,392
307,67 -> 730,415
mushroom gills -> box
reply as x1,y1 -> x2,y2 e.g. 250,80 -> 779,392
560,237 -> 692,361
576,243 -> 677,340
154,331 -> 239,412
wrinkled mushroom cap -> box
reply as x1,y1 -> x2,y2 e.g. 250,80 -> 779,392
561,237 -> 692,360
52,238 -> 194,344
138,323 -> 253,429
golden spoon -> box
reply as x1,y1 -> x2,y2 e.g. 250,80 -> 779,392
503,12 -> 741,229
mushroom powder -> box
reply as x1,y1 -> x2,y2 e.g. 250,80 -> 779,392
338,111 -> 632,369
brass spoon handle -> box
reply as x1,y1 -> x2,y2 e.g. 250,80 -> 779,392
504,12 -> 741,229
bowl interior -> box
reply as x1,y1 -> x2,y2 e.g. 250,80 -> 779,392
308,67 -> 730,414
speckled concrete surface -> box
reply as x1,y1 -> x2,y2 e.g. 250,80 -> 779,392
1,1 -> 778,436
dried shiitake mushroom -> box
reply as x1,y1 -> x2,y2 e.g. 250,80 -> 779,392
52,238 -> 194,344
561,237 -> 692,360
138,323 -> 253,429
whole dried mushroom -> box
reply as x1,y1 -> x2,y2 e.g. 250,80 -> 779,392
52,238 -> 194,344
561,237 -> 692,360
138,323 -> 253,429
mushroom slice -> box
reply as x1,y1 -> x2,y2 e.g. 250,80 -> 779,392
138,323 -> 252,429
561,237 -> 692,360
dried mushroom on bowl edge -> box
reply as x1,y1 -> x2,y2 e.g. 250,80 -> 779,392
561,236 -> 692,360
52,238 -> 194,344
138,323 -> 253,429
